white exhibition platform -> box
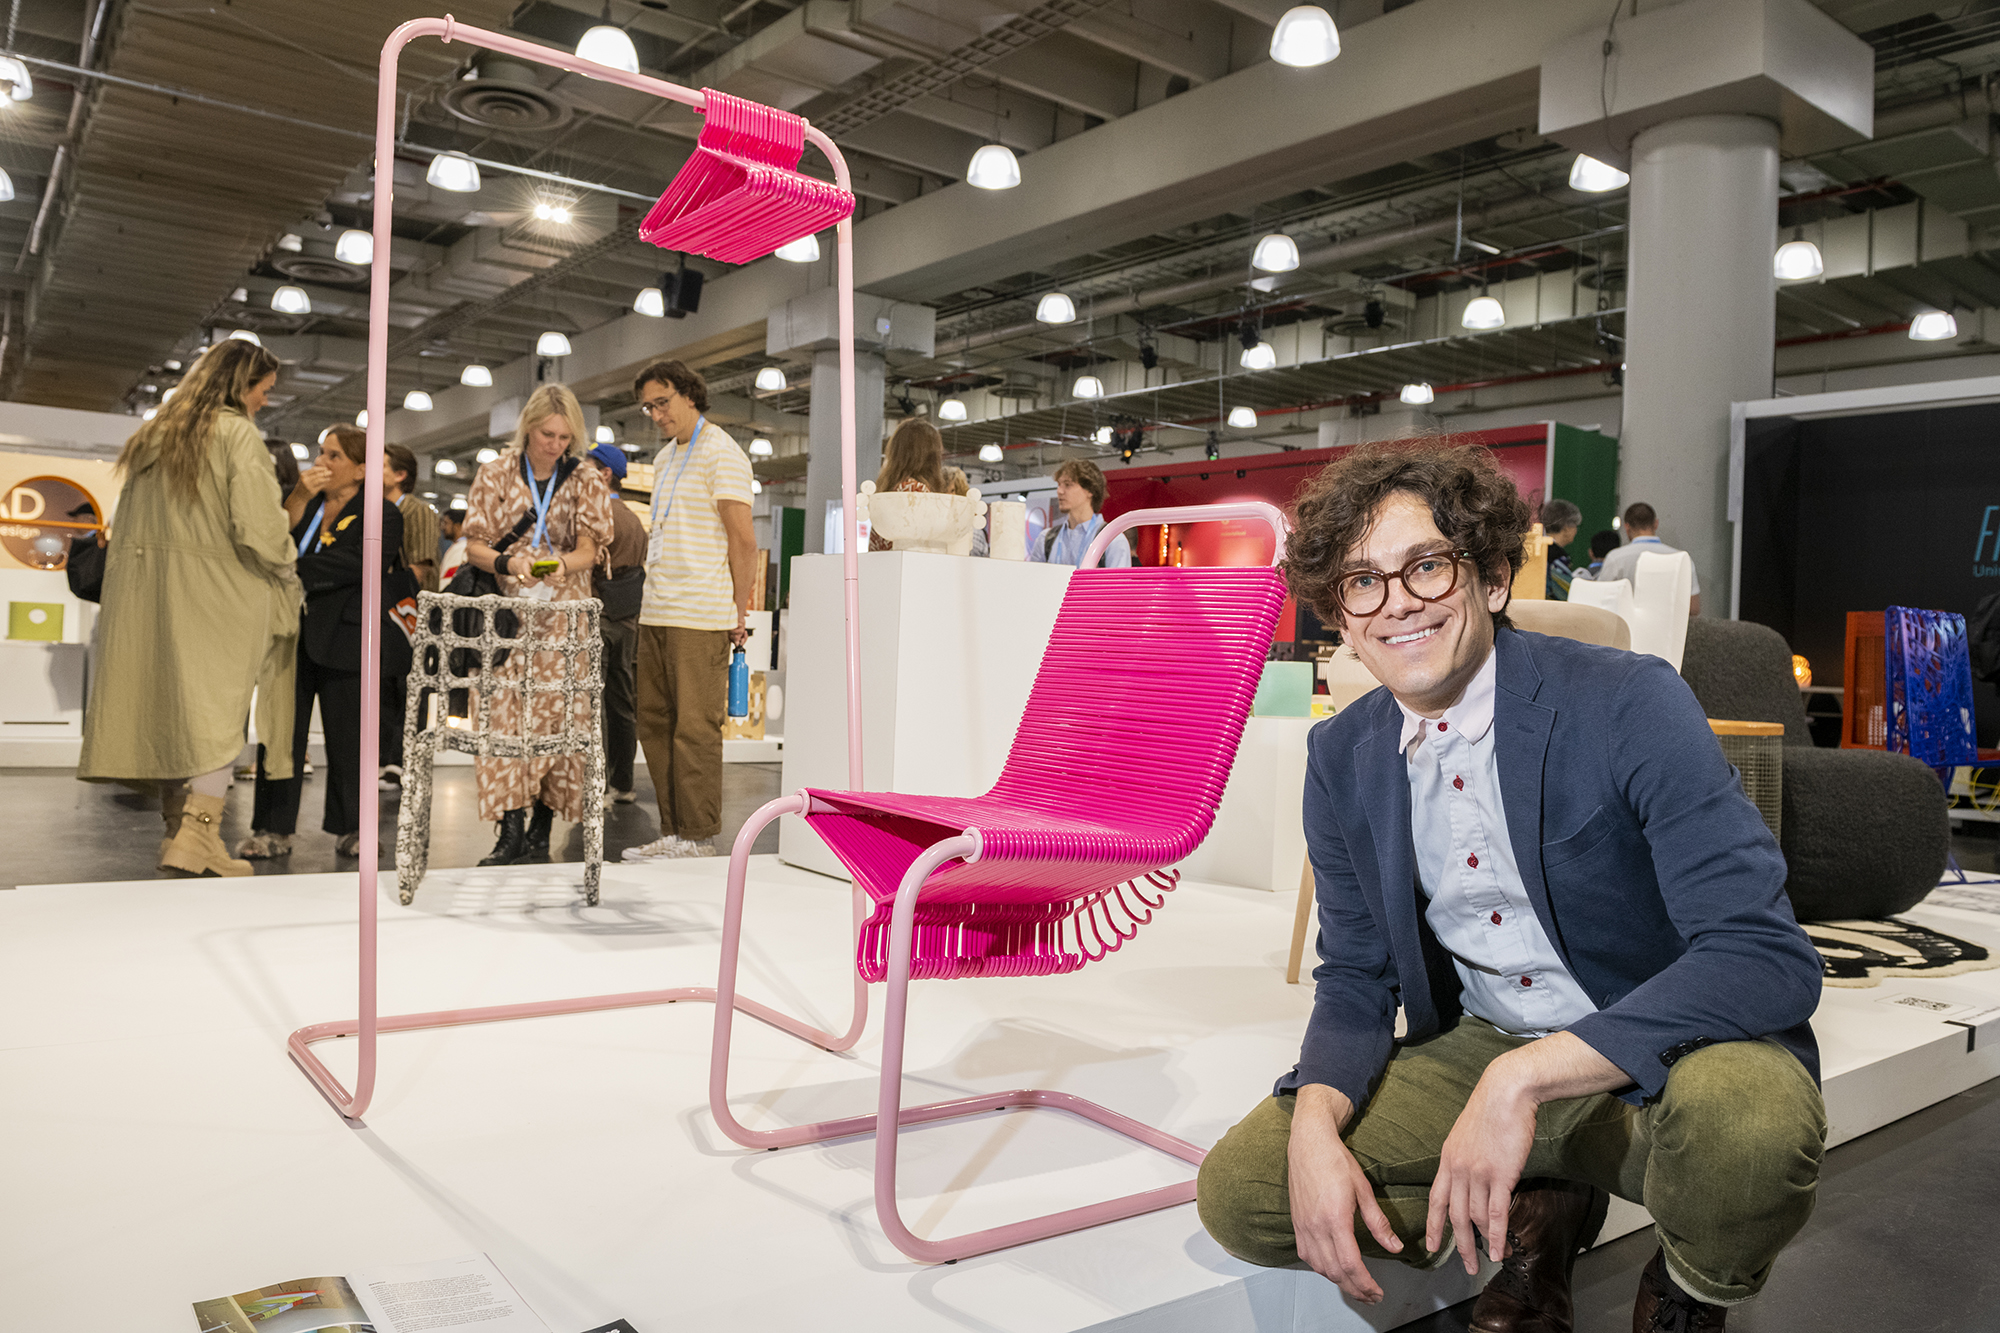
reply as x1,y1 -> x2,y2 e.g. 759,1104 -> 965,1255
5,859 -> 2000,1333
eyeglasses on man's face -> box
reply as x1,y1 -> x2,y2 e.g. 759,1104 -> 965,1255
639,389 -> 677,418
1335,549 -> 1474,618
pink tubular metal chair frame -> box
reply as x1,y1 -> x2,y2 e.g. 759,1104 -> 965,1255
708,502 -> 1291,1264
287,15 -> 869,1121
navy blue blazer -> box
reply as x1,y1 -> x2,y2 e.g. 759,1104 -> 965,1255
1279,627 -> 1822,1109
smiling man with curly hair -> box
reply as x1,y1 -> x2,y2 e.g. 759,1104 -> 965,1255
1196,440 -> 1827,1333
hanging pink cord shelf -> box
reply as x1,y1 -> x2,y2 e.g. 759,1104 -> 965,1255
638,88 -> 855,263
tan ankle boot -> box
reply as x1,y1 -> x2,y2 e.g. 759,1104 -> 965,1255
158,784 -> 189,865
160,793 -> 252,877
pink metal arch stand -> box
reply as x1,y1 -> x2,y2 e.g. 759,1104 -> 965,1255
287,15 -> 869,1121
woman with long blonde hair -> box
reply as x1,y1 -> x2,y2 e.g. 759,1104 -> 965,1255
79,337 -> 301,877
459,383 -> 616,865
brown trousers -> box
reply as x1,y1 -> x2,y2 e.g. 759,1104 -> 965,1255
635,624 -> 729,841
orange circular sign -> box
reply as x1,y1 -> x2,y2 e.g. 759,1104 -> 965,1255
0,475 -> 102,570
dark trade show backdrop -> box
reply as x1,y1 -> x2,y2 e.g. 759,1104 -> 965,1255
1740,400 -> 2000,747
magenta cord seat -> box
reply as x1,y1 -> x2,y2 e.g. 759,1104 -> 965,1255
709,502 -> 1291,1264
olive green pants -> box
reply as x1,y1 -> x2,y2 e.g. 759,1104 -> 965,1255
1196,1017 -> 1825,1306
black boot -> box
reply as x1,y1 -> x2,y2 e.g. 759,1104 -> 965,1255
478,808 -> 528,865
511,802 -> 554,864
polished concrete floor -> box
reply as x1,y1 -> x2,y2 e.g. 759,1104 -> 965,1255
6,762 -> 1999,1331
1,759 -> 783,887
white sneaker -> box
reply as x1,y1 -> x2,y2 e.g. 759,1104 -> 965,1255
679,839 -> 718,858
622,835 -> 689,863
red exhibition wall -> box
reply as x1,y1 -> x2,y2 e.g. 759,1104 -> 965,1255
1102,424 -> 1551,569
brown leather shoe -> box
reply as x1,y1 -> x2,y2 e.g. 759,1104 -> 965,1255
1633,1249 -> 1726,1331
1467,1178 -> 1608,1333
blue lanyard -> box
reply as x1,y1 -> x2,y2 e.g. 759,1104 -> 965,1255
297,501 -> 326,557
649,415 -> 703,532
523,453 -> 559,550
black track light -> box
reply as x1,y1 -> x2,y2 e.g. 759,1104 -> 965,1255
1204,430 -> 1221,462
1237,317 -> 1261,352
1364,299 -> 1385,329
1139,337 -> 1159,371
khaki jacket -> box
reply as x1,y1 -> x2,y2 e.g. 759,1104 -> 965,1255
79,410 -> 301,783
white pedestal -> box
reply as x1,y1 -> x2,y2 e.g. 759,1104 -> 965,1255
778,552 -> 1072,878
1181,716 -> 1318,893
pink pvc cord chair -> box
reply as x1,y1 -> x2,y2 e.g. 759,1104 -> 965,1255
709,502 -> 1291,1264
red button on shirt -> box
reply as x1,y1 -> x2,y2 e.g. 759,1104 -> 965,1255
1520,976 -> 1533,987
1467,853 -> 1479,869
1490,911 -> 1502,925
1453,775 -> 1464,791
1437,721 -> 1448,732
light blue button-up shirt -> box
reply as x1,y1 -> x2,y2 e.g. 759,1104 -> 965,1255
1395,648 -> 1598,1037
1031,512 -> 1133,568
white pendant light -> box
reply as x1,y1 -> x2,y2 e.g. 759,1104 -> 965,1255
1094,426 -> 1114,445
355,409 -> 369,428
1772,237 -> 1823,281
749,437 -> 774,457
576,24 -> 641,74
1252,233 -> 1301,273
1035,292 -> 1077,324
228,329 -> 263,346
0,56 -> 32,101
754,366 -> 787,392
633,286 -> 666,317
1240,340 -> 1277,371
938,398 -> 968,422
434,458 -> 459,475
1073,374 -> 1105,399
531,201 -> 574,224
476,447 -> 500,463
966,143 -> 1022,190
978,442 -> 1004,463
1909,309 -> 1958,341
1399,382 -> 1435,405
143,407 -> 158,420
426,151 -> 482,193
1227,406 -> 1258,429
1269,5 -> 1340,67
277,233 -> 304,253
1567,155 -> 1630,193
751,478 -> 762,495
537,331 -> 573,357
774,234 -> 820,263
289,441 -> 311,460
404,390 -> 434,412
0,169 -> 13,203
230,287 -> 249,303
1461,295 -> 1506,330
460,364 -> 492,387
270,285 -> 312,315
335,229 -> 374,265
596,426 -> 616,445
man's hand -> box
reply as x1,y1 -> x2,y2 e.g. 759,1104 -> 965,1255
1290,1085 -> 1403,1304
729,612 -> 749,649
1423,1032 -> 1629,1274
1425,1063 -> 1538,1274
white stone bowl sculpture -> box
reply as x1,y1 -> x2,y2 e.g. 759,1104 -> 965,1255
860,480 -> 988,555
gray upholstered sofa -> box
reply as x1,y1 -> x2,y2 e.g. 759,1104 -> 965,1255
1678,618 -> 1950,921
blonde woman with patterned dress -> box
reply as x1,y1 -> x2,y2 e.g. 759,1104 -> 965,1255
460,384 -> 616,865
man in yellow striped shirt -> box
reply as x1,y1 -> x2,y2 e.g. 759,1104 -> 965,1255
622,359 -> 758,862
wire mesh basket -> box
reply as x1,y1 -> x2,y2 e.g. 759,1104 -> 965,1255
1708,720 -> 1784,842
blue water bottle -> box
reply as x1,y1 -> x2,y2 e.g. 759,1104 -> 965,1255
728,646 -> 749,720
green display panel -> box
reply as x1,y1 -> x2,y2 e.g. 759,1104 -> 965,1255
774,506 -> 806,609
1548,423 -> 1620,569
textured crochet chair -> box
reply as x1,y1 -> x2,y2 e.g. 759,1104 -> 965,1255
1680,617 -> 1948,920
707,503 -> 1290,1264
395,590 -> 606,905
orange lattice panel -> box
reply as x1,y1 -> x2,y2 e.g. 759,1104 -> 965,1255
1842,610 -> 1886,750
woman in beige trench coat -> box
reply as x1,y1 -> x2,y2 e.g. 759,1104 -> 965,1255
78,338 -> 301,877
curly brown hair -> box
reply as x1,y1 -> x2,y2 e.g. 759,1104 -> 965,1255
1284,439 -> 1531,630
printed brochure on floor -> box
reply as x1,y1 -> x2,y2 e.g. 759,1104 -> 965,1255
192,1253 -> 550,1333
